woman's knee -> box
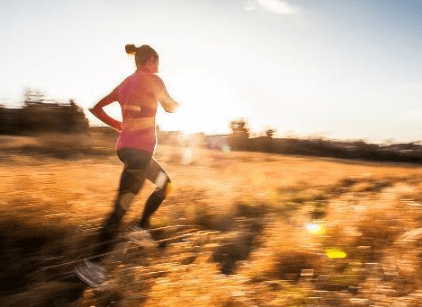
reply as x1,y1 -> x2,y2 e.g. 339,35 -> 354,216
154,176 -> 172,200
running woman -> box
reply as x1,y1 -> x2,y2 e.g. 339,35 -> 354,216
74,44 -> 179,286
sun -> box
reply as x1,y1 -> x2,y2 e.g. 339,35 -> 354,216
156,71 -> 244,135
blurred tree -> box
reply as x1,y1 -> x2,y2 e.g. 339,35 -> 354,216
23,88 -> 44,106
230,119 -> 250,138
229,119 -> 250,150
0,105 -> 6,133
60,99 -> 89,132
266,129 -> 276,139
262,128 -> 276,152
14,89 -> 89,134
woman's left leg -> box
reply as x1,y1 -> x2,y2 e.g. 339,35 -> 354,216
92,149 -> 151,259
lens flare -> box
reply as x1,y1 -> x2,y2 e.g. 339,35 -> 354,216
325,247 -> 347,259
182,148 -> 193,165
306,223 -> 326,235
222,145 -> 231,153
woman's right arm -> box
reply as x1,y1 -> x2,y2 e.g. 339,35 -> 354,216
89,91 -> 122,131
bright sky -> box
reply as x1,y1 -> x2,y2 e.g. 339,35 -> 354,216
1,0 -> 422,142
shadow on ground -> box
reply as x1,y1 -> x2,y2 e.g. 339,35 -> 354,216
0,219 -> 90,307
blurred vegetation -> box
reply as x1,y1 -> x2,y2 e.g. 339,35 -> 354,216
0,88 -> 89,135
226,118 -> 422,164
2,135 -> 422,305
2,91 -> 422,164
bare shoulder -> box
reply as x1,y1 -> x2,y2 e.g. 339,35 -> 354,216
148,74 -> 166,94
151,74 -> 165,87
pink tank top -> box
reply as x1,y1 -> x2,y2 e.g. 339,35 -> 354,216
114,69 -> 158,153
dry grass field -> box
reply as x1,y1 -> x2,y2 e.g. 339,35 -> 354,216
2,133 -> 422,306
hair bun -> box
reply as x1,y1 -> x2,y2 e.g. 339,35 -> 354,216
125,44 -> 137,54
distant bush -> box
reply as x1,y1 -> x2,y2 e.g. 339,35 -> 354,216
269,138 -> 422,164
221,119 -> 422,163
228,119 -> 250,151
0,88 -> 89,135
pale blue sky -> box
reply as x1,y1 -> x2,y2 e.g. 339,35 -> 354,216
1,0 -> 422,141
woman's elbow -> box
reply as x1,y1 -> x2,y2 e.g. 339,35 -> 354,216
89,106 -> 103,117
88,107 -> 97,114
165,104 -> 178,113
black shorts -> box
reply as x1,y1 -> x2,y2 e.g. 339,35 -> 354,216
116,147 -> 170,193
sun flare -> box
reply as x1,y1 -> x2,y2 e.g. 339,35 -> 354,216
156,71 -> 244,135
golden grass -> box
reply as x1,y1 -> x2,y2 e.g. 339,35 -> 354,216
2,134 -> 422,306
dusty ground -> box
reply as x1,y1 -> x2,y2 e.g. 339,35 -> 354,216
2,134 -> 422,306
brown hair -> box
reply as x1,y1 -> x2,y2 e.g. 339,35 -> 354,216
125,44 -> 159,67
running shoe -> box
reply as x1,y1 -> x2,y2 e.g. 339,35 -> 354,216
127,226 -> 156,246
73,259 -> 107,287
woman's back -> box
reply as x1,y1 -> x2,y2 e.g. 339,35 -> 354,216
115,69 -> 160,153
117,70 -> 157,112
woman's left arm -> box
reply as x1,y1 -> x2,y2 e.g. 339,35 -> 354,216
154,76 -> 179,113
89,91 -> 122,131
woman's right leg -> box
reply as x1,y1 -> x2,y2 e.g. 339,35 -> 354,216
137,158 -> 172,229
92,148 -> 151,260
